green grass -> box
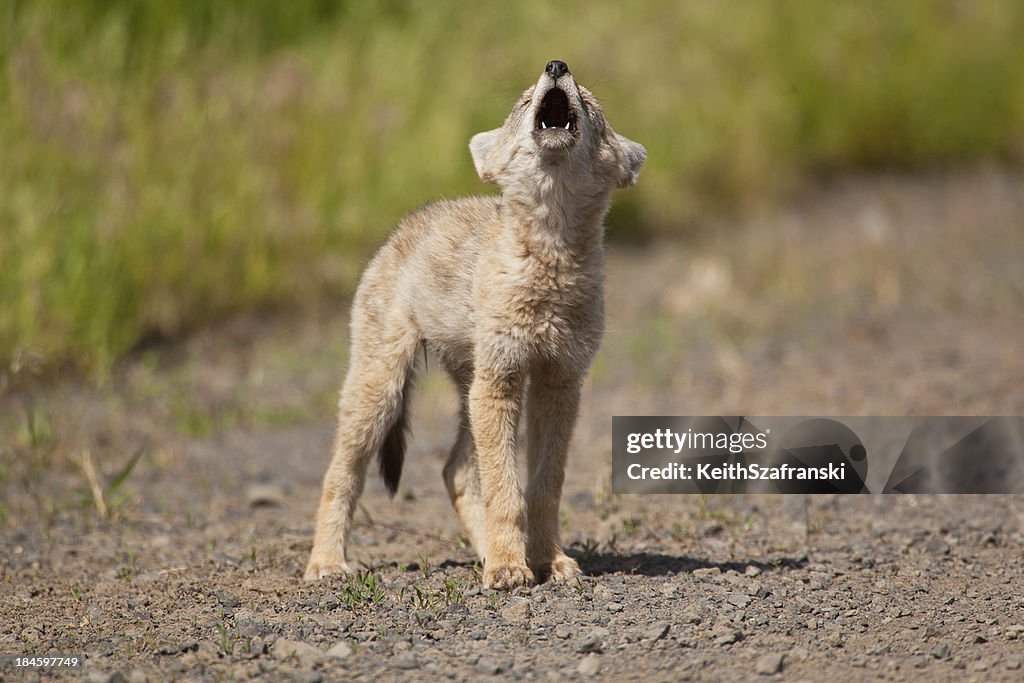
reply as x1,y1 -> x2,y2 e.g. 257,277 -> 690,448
338,570 -> 387,610
2,1 -> 1024,376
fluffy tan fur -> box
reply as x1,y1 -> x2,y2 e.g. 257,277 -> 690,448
306,62 -> 646,589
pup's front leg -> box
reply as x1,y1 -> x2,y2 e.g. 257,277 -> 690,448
469,365 -> 531,589
526,367 -> 583,582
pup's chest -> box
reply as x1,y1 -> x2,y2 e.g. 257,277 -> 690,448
481,255 -> 603,351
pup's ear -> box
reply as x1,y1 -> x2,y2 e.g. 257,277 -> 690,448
469,129 -> 503,184
614,133 -> 647,188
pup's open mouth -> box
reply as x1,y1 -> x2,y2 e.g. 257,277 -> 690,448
536,88 -> 576,133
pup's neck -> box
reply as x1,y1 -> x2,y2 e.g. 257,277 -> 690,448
500,174 -> 613,260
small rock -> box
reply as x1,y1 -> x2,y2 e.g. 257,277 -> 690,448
643,622 -> 670,641
326,641 -> 353,659
969,658 -> 989,672
247,483 -> 285,507
713,629 -> 742,646
577,654 -> 602,677
554,625 -> 572,639
745,565 -> 762,577
214,589 -> 241,609
924,538 -> 950,555
445,603 -> 470,618
1005,656 -> 1022,670
158,640 -> 199,655
393,652 -> 419,670
930,643 -> 950,659
912,656 -> 929,669
680,609 -> 702,625
273,639 -> 323,664
1005,625 -> 1024,640
606,601 -> 624,613
755,653 -> 784,675
693,567 -> 721,579
578,627 -> 610,654
476,658 -> 511,675
87,604 -> 104,623
727,593 -> 752,608
234,609 -> 265,638
501,600 -> 531,621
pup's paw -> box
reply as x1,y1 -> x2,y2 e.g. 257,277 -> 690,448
484,563 -> 534,590
531,552 -> 582,583
546,553 -> 582,582
304,554 -> 352,581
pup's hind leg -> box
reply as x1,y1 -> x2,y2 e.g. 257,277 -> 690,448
525,365 -> 583,582
442,361 -> 489,558
305,322 -> 419,580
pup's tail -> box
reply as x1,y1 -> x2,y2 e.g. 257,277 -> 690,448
378,363 -> 415,496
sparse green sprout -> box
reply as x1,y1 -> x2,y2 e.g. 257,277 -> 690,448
216,623 -> 244,657
441,578 -> 466,606
578,537 -> 600,561
338,570 -> 386,609
417,554 -> 431,579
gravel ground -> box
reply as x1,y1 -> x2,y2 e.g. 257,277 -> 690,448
2,170 -> 1024,681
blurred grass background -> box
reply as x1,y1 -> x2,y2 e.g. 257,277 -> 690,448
2,0 -> 1023,378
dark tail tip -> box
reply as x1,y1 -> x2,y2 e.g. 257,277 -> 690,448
379,416 -> 406,497
378,372 -> 413,497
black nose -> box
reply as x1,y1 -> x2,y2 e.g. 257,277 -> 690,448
545,60 -> 569,80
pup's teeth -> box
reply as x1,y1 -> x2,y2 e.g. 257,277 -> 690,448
541,122 -> 547,129
564,122 -> 570,129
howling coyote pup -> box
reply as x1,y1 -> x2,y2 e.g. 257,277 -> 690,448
306,60 -> 646,589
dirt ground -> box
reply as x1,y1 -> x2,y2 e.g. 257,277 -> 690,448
2,169 -> 1024,681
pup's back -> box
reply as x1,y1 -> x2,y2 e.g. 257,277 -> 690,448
352,196 -> 501,361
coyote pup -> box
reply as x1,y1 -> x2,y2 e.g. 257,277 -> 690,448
306,60 -> 646,589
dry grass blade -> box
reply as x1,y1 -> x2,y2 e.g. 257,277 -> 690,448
80,450 -> 108,519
